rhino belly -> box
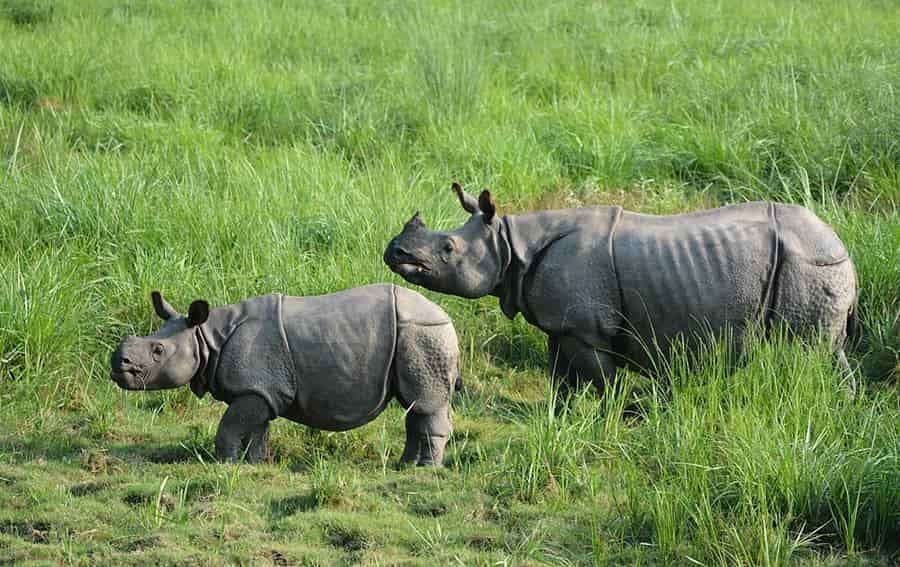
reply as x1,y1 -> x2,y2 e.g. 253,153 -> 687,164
613,204 -> 775,369
280,285 -> 396,431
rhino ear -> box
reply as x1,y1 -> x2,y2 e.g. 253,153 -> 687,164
187,300 -> 210,327
478,190 -> 496,224
151,291 -> 178,320
452,182 -> 479,214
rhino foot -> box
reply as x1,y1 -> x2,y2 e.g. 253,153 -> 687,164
401,410 -> 451,468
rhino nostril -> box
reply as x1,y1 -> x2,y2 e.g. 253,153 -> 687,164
121,356 -> 132,365
386,243 -> 403,259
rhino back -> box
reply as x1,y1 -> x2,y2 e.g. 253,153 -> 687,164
613,202 -> 775,368
280,284 -> 396,430
394,286 -> 451,326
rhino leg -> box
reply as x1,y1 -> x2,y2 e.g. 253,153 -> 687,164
400,407 -> 452,467
215,394 -> 273,463
549,335 -> 618,398
393,320 -> 458,467
548,336 -> 579,400
769,255 -> 857,394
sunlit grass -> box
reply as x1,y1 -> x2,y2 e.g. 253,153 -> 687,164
1,0 -> 898,564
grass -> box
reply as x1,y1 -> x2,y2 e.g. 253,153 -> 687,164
1,0 -> 899,564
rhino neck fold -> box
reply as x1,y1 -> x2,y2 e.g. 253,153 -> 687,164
493,207 -> 623,322
491,217 -> 519,319
493,212 -> 576,321
488,217 -> 513,300
189,325 -> 211,398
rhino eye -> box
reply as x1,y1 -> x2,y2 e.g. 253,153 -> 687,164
442,241 -> 454,253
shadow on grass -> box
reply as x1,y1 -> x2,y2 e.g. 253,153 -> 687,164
0,434 -> 214,469
111,535 -> 160,553
106,442 -> 211,464
269,493 -> 318,520
482,392 -> 544,423
0,435 -> 88,463
482,332 -> 545,373
0,520 -> 53,544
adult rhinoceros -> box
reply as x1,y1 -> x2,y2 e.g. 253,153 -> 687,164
383,184 -> 857,395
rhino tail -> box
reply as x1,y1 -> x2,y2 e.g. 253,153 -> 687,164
845,289 -> 864,351
455,372 -> 464,392
846,304 -> 860,347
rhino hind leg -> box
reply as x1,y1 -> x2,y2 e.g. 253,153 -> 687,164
549,335 -> 618,399
215,394 -> 273,463
769,256 -> 857,393
400,408 -> 452,467
393,321 -> 458,467
770,258 -> 855,345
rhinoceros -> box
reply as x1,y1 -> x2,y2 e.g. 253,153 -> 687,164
384,184 -> 858,395
110,284 -> 460,466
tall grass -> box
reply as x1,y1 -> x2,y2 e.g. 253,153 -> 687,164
1,0 -> 898,564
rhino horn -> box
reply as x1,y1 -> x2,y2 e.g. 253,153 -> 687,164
402,211 -> 426,232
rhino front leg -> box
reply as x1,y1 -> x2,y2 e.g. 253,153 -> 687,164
401,407 -> 452,467
548,336 -> 579,401
551,335 -> 618,397
215,394 -> 273,463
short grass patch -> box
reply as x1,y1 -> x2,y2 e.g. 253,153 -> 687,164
1,0 -> 899,564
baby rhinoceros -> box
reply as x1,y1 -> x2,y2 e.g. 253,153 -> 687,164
110,284 -> 460,466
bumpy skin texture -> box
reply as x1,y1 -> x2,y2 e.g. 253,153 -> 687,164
111,284 -> 459,466
384,188 -> 858,396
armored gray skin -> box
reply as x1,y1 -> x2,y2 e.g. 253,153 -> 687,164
384,184 -> 858,396
110,284 -> 459,466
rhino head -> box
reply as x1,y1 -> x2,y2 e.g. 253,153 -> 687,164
384,183 -> 509,298
110,291 -> 210,391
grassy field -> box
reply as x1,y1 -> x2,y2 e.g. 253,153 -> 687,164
1,0 -> 899,564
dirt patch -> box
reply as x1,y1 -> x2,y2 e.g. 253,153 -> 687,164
69,480 -> 108,497
123,491 -> 151,506
268,549 -> 294,566
140,444 -> 199,464
504,182 -> 718,216
408,498 -> 448,518
0,521 -> 52,544
33,95 -> 63,112
467,534 -> 500,551
112,535 -> 159,553
123,489 -> 176,513
80,448 -> 113,473
269,493 -> 317,520
323,524 -> 371,552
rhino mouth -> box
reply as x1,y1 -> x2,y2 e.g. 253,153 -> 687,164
388,261 -> 432,278
384,242 -> 435,282
110,368 -> 150,390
